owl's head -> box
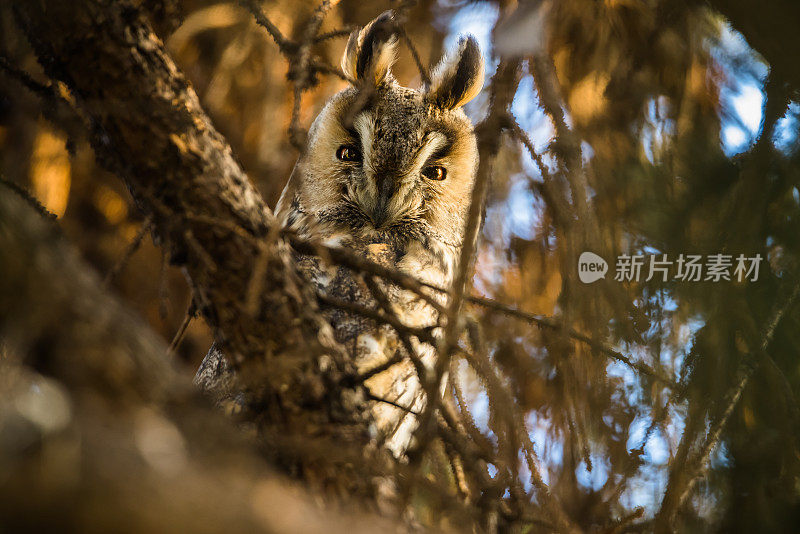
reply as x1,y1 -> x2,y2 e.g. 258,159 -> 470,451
281,11 -> 485,253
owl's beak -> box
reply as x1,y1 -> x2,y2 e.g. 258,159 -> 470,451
369,195 -> 391,228
368,175 -> 397,229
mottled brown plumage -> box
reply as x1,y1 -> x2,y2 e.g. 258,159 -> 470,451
275,12 -> 485,454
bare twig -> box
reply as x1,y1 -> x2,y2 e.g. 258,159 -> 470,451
239,0 -> 348,147
316,292 -> 435,344
466,292 -> 679,388
353,351 -> 403,384
0,176 -> 57,221
504,112 -> 573,226
309,59 -> 353,83
397,25 -> 430,85
603,507 -> 645,534
367,391 -> 420,416
529,54 -> 599,236
314,27 -> 354,42
458,347 -> 579,534
104,216 -> 153,285
168,299 -> 196,355
0,54 -> 56,99
237,0 -> 294,55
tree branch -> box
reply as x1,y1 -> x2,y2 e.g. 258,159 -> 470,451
13,0 -> 371,456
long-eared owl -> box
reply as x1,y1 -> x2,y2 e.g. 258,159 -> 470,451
198,11 -> 484,456
277,11 -> 484,454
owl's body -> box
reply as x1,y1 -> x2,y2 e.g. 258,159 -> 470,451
198,12 -> 484,456
275,13 -> 484,454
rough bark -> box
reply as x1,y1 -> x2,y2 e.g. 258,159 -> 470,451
12,0 -> 373,464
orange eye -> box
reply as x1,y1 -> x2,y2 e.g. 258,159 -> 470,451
422,165 -> 447,181
336,145 -> 361,162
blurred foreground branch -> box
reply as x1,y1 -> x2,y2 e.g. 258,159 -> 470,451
0,189 -> 410,534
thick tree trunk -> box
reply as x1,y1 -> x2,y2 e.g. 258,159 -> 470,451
12,0 -> 373,471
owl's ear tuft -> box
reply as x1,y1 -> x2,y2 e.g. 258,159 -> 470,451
341,11 -> 398,86
426,36 -> 484,110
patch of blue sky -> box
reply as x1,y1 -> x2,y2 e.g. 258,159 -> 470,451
620,464 -> 669,516
471,388 -> 491,431
679,317 -> 702,350
454,358 -> 491,432
441,1 -> 499,76
581,140 -> 595,166
670,316 -> 704,376
661,294 -> 679,313
626,415 -> 653,451
474,205 -> 512,294
642,96 -> 676,164
773,101 -> 800,155
651,309 -> 704,373
607,359 -> 641,407
622,407 -> 686,512
661,405 -> 688,459
641,128 -> 657,164
506,174 -> 544,240
511,75 -> 538,130
518,451 -> 534,493
709,22 -> 768,156
652,345 -> 675,372
526,412 -> 563,483
511,74 -> 559,179
487,462 -> 499,479
576,453 -> 611,492
474,171 -> 548,294
709,440 -> 731,469
469,391 -> 489,432
643,431 -> 671,466
720,83 -> 765,155
642,244 -> 663,255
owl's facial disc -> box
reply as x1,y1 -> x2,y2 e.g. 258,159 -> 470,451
284,19 -> 483,246
343,108 -> 452,230
300,80 -> 477,249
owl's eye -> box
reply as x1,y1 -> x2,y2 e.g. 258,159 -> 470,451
336,145 -> 361,162
422,165 -> 447,181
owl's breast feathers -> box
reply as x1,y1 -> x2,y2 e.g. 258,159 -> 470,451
283,194 -> 453,454
282,190 -> 457,287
